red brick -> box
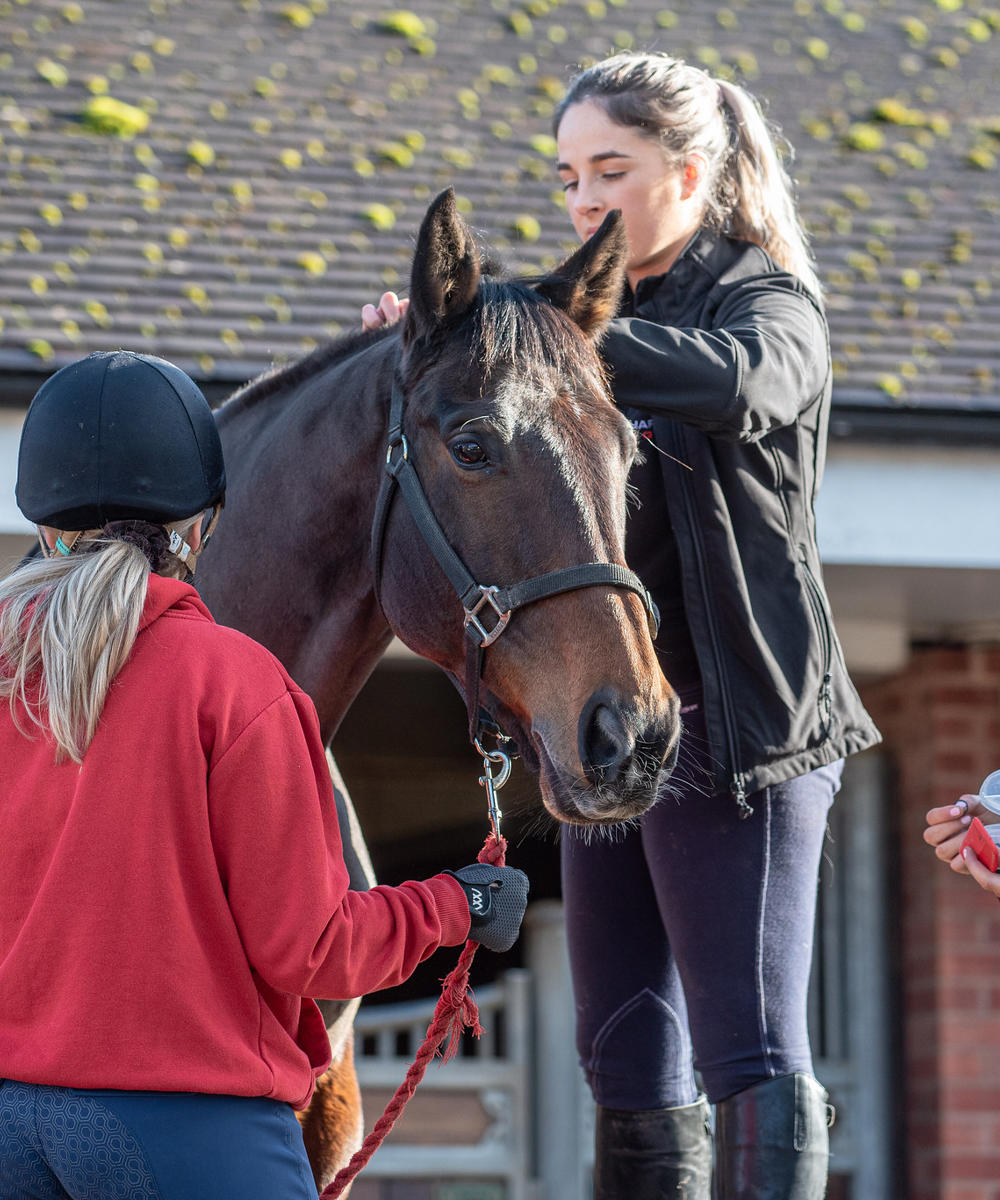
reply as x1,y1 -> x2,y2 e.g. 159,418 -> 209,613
935,716 -> 977,738
871,648 -> 1000,1198
946,1188 -> 1000,1200
945,1088 -> 1000,1111
939,1119 -> 989,1150
940,954 -> 1000,980
942,1155 -> 1000,1181
938,753 -> 979,774
932,688 -> 998,709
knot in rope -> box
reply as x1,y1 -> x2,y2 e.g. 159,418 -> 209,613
477,832 -> 507,868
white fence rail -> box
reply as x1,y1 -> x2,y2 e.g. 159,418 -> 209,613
353,901 -> 588,1200
355,969 -> 540,1199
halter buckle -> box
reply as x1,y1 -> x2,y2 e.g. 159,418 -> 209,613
464,585 -> 511,648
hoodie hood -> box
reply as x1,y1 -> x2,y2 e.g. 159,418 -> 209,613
140,573 -> 215,633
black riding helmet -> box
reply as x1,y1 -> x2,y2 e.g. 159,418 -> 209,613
16,350 -> 226,530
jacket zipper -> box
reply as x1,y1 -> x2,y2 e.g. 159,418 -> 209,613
666,424 -> 752,819
799,549 -> 833,737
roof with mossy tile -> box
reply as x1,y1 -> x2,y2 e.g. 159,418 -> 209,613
1,0 -> 999,413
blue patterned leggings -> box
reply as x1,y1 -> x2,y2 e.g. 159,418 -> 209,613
0,1081 -> 316,1199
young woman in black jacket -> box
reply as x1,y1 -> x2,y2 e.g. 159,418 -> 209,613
548,52 -> 881,1199
362,50 -> 880,1197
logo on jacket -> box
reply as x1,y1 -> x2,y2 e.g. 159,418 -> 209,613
632,416 -> 655,441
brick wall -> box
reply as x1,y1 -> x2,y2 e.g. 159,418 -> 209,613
863,645 -> 1000,1200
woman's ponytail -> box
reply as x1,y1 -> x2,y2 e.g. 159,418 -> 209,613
0,515 -> 199,763
715,79 -> 822,298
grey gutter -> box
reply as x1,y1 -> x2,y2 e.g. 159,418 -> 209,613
830,389 -> 1000,445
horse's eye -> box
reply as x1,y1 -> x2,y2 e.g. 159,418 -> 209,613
450,439 -> 488,467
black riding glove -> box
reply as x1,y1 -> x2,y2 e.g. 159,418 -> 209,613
445,863 -> 530,953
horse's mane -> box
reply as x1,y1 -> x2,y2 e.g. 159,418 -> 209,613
216,322 -> 397,415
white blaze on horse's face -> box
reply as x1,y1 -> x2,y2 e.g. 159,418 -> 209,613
482,371 -> 638,554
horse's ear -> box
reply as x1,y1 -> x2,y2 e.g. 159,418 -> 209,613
533,210 -> 627,339
405,188 -> 481,341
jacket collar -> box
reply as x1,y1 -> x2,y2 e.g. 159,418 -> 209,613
629,227 -> 734,311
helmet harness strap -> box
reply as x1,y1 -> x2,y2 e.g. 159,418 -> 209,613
184,503 -> 222,573
37,503 -> 221,576
38,530 -> 85,559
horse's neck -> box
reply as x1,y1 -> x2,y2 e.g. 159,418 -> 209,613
203,339 -> 399,740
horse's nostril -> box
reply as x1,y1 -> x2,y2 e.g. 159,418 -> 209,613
590,706 -> 621,767
580,701 -> 632,785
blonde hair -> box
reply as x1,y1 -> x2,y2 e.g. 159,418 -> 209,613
555,52 -> 821,297
0,515 -> 200,763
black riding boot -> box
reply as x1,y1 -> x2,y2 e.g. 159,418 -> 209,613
593,1096 -> 713,1199
713,1073 -> 834,1200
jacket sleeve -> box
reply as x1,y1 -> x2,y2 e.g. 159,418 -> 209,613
599,273 -> 830,442
207,689 -> 471,1001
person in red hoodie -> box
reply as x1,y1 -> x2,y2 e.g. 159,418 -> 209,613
0,349 -> 529,1200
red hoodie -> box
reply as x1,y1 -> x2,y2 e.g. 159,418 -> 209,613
0,575 -> 470,1108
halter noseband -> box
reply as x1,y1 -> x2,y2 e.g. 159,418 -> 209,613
371,376 -> 659,746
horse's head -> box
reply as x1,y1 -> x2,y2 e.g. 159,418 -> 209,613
377,190 -> 680,825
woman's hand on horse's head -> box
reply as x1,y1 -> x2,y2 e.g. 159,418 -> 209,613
361,291 -> 410,332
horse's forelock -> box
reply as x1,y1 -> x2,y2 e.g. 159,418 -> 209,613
470,280 -> 606,390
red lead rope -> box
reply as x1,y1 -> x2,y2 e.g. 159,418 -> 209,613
320,832 -> 508,1199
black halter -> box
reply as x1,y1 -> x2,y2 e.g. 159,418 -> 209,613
371,376 -> 659,745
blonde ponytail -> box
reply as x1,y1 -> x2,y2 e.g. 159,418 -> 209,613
0,516 -> 199,762
555,53 -> 821,297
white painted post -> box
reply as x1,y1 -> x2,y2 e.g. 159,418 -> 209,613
524,899 -> 591,1200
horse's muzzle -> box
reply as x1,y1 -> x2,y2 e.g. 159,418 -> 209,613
568,688 -> 680,822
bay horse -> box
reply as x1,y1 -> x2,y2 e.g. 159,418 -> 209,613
196,189 -> 680,1189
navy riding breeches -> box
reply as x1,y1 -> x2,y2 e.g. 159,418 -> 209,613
561,692 -> 841,1109
0,1082 -> 316,1199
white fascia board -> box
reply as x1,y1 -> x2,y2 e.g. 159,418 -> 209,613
0,409 -> 31,534
816,443 -> 1000,569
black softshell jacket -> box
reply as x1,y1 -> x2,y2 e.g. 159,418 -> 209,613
601,229 -> 881,810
